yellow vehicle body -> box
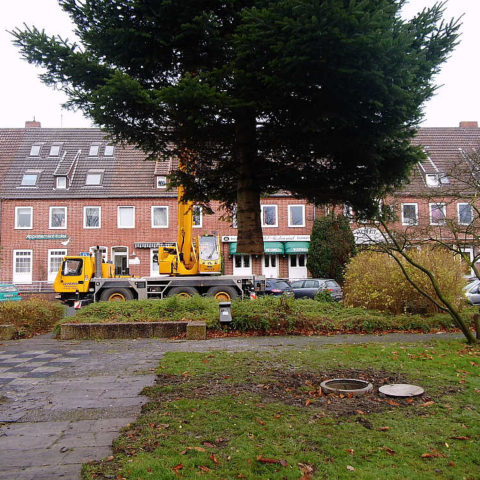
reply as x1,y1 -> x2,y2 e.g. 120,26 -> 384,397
53,255 -> 115,294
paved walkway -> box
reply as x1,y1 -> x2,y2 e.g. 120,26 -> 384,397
0,332 -> 461,479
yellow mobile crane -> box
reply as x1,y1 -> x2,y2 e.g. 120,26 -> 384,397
54,171 -> 264,305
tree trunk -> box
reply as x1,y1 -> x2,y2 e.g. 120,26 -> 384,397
235,114 -> 264,255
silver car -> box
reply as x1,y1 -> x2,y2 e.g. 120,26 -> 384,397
465,279 -> 480,305
291,278 -> 343,301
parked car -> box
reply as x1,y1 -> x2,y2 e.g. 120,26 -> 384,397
264,278 -> 294,297
465,279 -> 480,305
290,278 -> 343,301
0,284 -> 21,302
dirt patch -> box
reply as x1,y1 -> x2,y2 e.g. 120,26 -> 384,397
148,367 -> 456,417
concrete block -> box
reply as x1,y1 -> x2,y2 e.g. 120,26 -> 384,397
186,321 -> 206,340
60,323 -> 90,340
152,321 -> 188,338
0,324 -> 16,340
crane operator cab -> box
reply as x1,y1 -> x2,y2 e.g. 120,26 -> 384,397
197,235 -> 221,274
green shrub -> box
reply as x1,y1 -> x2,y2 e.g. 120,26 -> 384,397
55,295 -> 456,335
343,248 -> 467,314
0,297 -> 65,338
314,290 -> 335,303
307,215 -> 356,284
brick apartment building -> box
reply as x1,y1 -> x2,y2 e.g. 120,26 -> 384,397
0,120 -> 479,286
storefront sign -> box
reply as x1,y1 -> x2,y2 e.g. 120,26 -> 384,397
222,235 -> 310,242
26,234 -> 68,240
134,242 -> 176,249
353,228 -> 385,245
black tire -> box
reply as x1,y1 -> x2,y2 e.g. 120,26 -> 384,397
99,287 -> 134,302
167,286 -> 199,298
206,286 -> 239,302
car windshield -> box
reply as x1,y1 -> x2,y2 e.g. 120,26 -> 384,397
199,236 -> 219,261
273,281 -> 290,289
291,281 -> 303,288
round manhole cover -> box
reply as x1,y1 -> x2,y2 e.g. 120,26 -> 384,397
320,378 -> 373,396
379,384 -> 424,397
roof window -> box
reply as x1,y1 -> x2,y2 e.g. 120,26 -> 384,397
89,145 -> 99,156
156,175 -> 167,188
30,145 -> 41,156
56,176 -> 67,189
49,145 -> 60,156
425,174 -> 440,187
85,169 -> 104,186
21,172 -> 39,186
104,145 -> 114,156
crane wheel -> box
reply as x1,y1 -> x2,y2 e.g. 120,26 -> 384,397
99,288 -> 134,302
206,286 -> 239,302
167,286 -> 199,298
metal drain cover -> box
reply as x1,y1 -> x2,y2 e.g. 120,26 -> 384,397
379,384 -> 424,397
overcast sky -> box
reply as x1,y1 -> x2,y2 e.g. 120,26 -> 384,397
1,0 -> 479,129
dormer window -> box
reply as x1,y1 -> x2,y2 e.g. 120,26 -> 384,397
21,172 -> 39,186
156,175 -> 167,188
426,174 -> 440,187
30,145 -> 41,156
89,145 -> 99,156
85,169 -> 104,186
56,176 -> 67,189
49,145 -> 60,156
104,145 -> 114,156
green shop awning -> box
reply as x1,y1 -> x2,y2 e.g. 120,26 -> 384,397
264,242 -> 284,254
284,241 -> 310,254
229,241 -> 285,255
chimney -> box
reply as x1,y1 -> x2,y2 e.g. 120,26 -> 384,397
459,121 -> 478,128
25,119 -> 41,128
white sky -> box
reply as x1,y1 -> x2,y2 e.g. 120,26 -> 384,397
0,0 -> 479,129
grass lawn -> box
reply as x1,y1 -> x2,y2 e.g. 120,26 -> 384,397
82,340 -> 479,479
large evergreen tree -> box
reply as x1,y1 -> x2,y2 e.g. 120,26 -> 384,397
13,0 -> 459,254
307,214 -> 356,284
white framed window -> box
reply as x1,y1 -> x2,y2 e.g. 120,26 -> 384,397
13,250 -> 33,284
112,246 -> 129,274
401,203 -> 418,226
30,145 -> 41,156
458,203 -> 473,225
261,205 -> 278,227
49,145 -> 60,156
193,206 -> 202,228
15,206 -> 33,229
156,175 -> 167,188
56,176 -> 67,189
429,203 -> 446,225
89,145 -> 99,156
48,249 -> 67,282
85,170 -> 104,186
118,206 -> 135,228
233,254 -> 252,275
49,206 -> 67,229
288,205 -> 305,227
426,174 -> 440,187
21,172 -> 39,186
89,246 -> 108,261
152,206 -> 169,228
232,205 -> 238,228
84,206 -> 101,228
104,145 -> 114,156
343,204 -> 354,222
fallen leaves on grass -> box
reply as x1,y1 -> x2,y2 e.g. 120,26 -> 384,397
418,401 -> 435,408
378,446 -> 396,455
256,455 -> 287,467
451,436 -> 470,440
421,450 -> 446,459
346,465 -> 355,471
180,446 -> 206,454
377,426 -> 390,431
